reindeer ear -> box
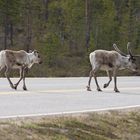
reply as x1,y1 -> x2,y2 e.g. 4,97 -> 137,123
33,50 -> 38,56
29,50 -> 33,53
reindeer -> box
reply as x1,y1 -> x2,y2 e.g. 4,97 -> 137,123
86,42 -> 138,92
0,50 -> 42,90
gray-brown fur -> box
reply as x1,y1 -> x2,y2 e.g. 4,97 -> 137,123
0,49 -> 42,90
5,50 -> 28,68
94,50 -> 119,69
87,42 -> 138,92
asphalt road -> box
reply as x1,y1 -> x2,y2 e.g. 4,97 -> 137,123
0,77 -> 140,119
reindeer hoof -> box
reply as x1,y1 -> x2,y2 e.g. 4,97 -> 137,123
114,89 -> 120,92
97,88 -> 102,92
23,87 -> 27,91
13,84 -> 17,90
86,86 -> 92,91
10,84 -> 17,90
103,84 -> 108,88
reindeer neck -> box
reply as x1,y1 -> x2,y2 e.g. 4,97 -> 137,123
27,53 -> 34,63
27,53 -> 35,68
120,55 -> 129,68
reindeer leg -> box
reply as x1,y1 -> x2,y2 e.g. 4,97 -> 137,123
113,69 -> 119,92
14,67 -> 23,90
92,67 -> 102,91
87,66 -> 102,92
94,73 -> 102,91
22,68 -> 28,90
5,67 -> 15,89
87,70 -> 93,91
104,70 -> 112,88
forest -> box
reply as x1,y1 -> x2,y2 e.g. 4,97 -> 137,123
0,0 -> 140,77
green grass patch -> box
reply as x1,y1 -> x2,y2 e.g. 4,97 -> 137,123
0,109 -> 140,140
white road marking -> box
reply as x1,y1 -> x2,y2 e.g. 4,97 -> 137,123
0,105 -> 140,119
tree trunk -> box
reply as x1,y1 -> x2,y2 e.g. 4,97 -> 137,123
9,22 -> 13,47
85,0 -> 90,51
25,1 -> 32,52
4,0 -> 9,50
44,0 -> 49,21
4,19 -> 8,50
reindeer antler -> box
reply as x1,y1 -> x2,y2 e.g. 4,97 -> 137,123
113,43 -> 127,56
127,42 -> 133,57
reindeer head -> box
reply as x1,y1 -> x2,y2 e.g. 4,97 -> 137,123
113,42 -> 138,71
32,50 -> 43,64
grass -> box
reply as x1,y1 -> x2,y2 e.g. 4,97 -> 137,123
0,109 -> 140,140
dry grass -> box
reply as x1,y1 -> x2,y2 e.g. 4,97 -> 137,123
0,109 -> 140,140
